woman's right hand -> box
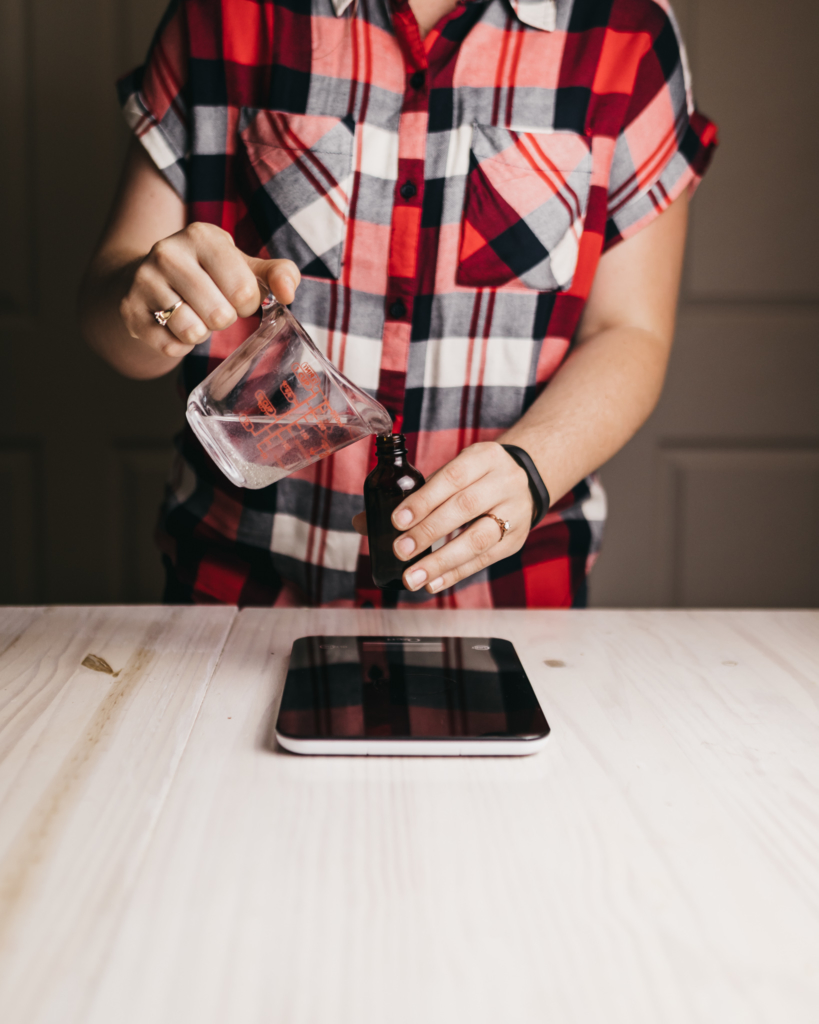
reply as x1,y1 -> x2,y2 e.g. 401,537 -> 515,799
119,221 -> 301,359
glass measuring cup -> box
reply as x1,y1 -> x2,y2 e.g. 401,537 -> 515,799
186,280 -> 393,489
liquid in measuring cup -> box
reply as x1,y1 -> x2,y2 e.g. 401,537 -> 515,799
201,411 -> 376,489
187,295 -> 393,490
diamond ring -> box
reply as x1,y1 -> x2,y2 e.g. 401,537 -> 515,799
483,512 -> 511,541
153,299 -> 184,328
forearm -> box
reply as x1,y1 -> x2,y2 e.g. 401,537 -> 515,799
498,324 -> 670,505
500,193 -> 688,508
79,251 -> 185,380
79,138 -> 188,379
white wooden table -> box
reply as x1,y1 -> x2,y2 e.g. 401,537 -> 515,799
1,607 -> 818,1023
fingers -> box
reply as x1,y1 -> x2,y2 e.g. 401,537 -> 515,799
121,261 -> 206,357
422,552 -> 501,596
392,474 -> 500,562
192,223 -> 262,319
247,256 -> 301,306
120,221 -> 303,359
152,227 -> 243,334
390,443 -> 527,562
401,512 -> 516,593
391,444 -> 496,534
387,442 -> 535,594
164,300 -> 210,346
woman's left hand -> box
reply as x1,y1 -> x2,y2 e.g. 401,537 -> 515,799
353,442 -> 535,594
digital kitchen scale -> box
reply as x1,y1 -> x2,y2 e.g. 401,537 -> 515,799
274,636 -> 550,756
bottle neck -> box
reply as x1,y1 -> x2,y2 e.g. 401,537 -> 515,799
375,433 -> 407,463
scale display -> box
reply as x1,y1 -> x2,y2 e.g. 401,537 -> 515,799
275,636 -> 550,745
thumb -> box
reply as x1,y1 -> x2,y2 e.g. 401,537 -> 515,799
244,255 -> 301,306
352,511 -> 368,536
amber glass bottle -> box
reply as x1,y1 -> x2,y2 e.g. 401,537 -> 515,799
364,433 -> 429,589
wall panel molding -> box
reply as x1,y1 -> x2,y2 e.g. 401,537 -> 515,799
658,446 -> 819,609
0,444 -> 42,603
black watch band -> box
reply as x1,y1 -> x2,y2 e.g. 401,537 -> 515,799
500,444 -> 551,527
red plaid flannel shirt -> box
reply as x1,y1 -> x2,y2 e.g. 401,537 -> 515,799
119,0 -> 716,608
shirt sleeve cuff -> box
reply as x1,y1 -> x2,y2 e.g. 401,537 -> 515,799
604,109 -> 718,252
117,69 -> 188,202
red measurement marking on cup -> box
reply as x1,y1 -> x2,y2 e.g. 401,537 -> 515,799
237,365 -> 345,464
292,362 -> 321,393
256,390 -> 276,416
239,392 -> 277,435
254,408 -> 335,463
291,364 -> 343,426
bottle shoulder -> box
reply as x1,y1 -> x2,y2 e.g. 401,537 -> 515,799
365,459 -> 424,491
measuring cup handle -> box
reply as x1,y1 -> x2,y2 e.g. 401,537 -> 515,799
255,276 -> 280,318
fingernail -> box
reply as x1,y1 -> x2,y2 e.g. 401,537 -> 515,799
394,508 -> 413,528
406,568 -> 427,590
428,577 -> 444,593
395,536 -> 416,558
274,275 -> 296,302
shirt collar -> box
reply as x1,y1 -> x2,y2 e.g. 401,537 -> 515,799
329,0 -> 557,32
506,0 -> 556,31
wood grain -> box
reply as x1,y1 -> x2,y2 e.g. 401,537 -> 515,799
1,608 -> 819,1023
0,605 -> 236,1024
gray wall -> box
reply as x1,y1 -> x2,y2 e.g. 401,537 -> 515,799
590,0 -> 819,607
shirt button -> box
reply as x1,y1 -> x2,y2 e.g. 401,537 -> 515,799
409,70 -> 425,90
399,181 -> 417,200
389,299 -> 407,319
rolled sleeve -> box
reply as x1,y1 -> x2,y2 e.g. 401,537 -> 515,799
117,1 -> 190,201
604,7 -> 718,250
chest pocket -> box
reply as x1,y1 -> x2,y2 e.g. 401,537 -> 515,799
240,111 -> 355,280
457,125 -> 592,292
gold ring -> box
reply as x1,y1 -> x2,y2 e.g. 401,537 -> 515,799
153,299 -> 184,328
483,512 -> 511,541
